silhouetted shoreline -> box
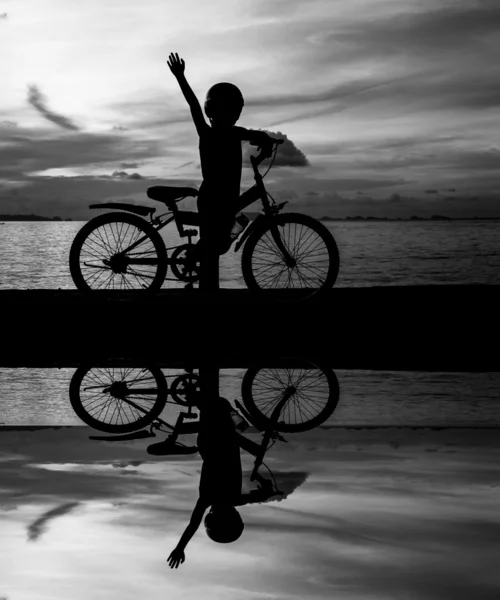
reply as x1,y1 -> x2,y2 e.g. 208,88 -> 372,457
0,214 -> 72,222
319,215 -> 500,222
1,213 -> 499,223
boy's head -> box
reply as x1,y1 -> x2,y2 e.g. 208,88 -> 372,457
204,504 -> 244,543
204,82 -> 244,128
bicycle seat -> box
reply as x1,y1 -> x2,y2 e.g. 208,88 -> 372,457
147,439 -> 199,456
147,186 -> 199,205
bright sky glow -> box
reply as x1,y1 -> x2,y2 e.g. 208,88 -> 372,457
1,0 -> 499,218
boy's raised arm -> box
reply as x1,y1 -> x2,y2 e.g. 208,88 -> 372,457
167,52 -> 207,136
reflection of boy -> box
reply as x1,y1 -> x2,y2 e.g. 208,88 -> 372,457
167,52 -> 276,290
167,396 -> 277,569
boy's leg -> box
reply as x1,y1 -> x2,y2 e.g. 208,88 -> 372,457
197,222 -> 219,291
197,203 -> 221,291
197,193 -> 234,291
203,241 -> 220,290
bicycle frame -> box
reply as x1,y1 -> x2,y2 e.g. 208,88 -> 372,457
89,386 -> 291,485
93,141 -> 293,265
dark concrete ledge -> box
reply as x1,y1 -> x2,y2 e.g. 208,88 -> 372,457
1,285 -> 498,370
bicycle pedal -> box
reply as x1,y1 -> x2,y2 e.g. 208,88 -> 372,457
184,412 -> 198,420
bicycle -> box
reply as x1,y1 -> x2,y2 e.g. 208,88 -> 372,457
85,364 -> 337,494
88,392 -> 288,496
68,361 -> 340,435
69,139 -> 340,299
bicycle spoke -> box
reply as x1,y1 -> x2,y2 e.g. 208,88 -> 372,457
245,216 -> 337,294
74,365 -> 166,430
248,367 -> 332,427
72,215 -> 166,291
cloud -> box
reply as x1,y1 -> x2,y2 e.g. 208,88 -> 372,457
111,171 -> 145,180
0,126 -> 163,178
332,2 -> 500,58
27,501 -> 81,541
111,460 -> 144,469
251,76 -> 412,127
445,148 -> 500,171
176,161 -> 195,169
0,173 -> 199,220
263,470 -> 309,503
0,12 -> 7,20
298,3 -> 500,119
249,0 -> 303,19
27,85 -> 80,131
120,162 -> 139,169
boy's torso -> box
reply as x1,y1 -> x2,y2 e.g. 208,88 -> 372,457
197,397 -> 243,503
199,125 -> 242,200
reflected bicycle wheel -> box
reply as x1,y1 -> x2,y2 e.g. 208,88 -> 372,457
69,212 -> 168,291
241,360 -> 339,432
69,365 -> 168,433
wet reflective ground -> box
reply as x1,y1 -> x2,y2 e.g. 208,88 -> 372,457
1,426 -> 499,599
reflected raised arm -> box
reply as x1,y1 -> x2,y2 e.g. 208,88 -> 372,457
167,496 -> 209,569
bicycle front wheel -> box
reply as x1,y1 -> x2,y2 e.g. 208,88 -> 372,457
69,212 -> 168,291
241,213 -> 339,298
69,365 -> 168,433
241,360 -> 340,432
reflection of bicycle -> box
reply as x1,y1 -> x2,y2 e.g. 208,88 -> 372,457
82,362 -> 340,495
69,361 -> 339,434
88,385 -> 289,496
69,140 -> 340,299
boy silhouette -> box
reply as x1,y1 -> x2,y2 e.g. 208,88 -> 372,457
167,52 -> 276,290
148,394 -> 280,568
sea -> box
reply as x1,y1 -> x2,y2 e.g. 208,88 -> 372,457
0,219 -> 498,289
0,219 -> 498,427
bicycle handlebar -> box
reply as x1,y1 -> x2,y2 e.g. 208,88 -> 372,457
250,138 -> 284,168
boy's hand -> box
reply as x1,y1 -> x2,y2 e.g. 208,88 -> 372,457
167,547 -> 185,569
167,52 -> 185,79
258,478 -> 275,493
250,133 -> 276,158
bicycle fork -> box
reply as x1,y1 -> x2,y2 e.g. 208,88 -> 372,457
249,386 -> 295,481
268,221 -> 296,268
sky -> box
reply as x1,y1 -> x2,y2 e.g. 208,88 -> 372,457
1,0 -> 500,219
1,426 -> 500,600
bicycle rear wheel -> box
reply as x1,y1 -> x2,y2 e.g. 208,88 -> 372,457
69,365 -> 168,433
69,212 -> 168,291
241,360 -> 339,432
241,213 -> 339,300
